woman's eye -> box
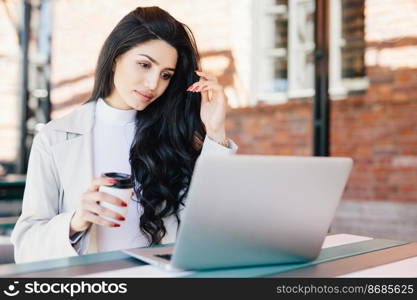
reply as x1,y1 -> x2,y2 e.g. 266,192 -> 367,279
138,62 -> 150,69
161,73 -> 173,80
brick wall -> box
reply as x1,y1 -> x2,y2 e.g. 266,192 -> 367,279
228,0 -> 417,206
228,94 -> 417,203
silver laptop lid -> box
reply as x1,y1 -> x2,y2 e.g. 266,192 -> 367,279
171,155 -> 353,270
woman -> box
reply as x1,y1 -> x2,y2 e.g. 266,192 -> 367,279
11,6 -> 237,263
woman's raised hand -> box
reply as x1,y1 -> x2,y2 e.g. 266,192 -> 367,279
187,70 -> 228,144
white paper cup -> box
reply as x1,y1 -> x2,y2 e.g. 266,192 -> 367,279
98,172 -> 133,225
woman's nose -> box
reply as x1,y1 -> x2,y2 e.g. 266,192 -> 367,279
144,73 -> 159,91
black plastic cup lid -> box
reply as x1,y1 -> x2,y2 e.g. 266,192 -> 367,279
102,172 -> 133,189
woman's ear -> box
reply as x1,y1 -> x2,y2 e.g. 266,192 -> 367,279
112,56 -> 119,72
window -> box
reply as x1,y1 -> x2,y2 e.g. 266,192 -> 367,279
330,0 -> 368,97
251,0 -> 367,105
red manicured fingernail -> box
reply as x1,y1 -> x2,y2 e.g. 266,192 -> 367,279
122,202 -> 128,207
118,216 -> 125,221
113,224 -> 120,227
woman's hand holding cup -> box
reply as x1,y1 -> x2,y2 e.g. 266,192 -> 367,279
69,176 -> 128,237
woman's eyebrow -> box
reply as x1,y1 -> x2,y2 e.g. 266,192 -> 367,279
136,54 -> 175,71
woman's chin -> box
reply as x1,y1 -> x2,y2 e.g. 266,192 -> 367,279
128,94 -> 154,110
125,99 -> 146,111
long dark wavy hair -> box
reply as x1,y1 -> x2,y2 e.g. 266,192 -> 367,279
87,7 -> 205,245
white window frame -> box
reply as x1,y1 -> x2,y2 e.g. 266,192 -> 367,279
287,0 -> 315,99
250,0 -> 369,106
329,0 -> 369,99
251,0 -> 289,104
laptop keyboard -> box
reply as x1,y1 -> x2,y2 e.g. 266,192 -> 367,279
156,254 -> 172,261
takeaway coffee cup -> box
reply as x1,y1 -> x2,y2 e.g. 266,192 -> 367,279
99,172 -> 133,225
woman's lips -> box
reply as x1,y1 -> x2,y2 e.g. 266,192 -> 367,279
134,90 -> 153,102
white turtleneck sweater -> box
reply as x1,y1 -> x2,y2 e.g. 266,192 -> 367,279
93,98 -> 141,252
71,98 -> 237,253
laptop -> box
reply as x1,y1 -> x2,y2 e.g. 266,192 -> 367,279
123,154 -> 353,271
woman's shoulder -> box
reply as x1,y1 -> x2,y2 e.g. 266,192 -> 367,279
35,101 -> 96,146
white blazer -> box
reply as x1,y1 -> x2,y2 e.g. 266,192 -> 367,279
11,101 -> 237,263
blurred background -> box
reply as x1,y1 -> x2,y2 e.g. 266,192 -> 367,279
1,0 -> 417,264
